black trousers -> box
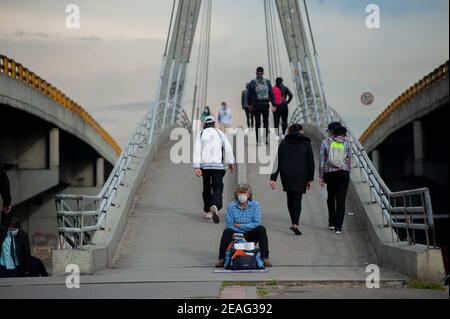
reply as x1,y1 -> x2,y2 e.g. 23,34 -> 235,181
244,108 -> 254,129
30,256 -> 48,277
219,226 -> 269,260
0,211 -> 11,228
324,170 -> 350,230
254,102 -> 270,142
201,169 -> 226,212
286,191 -> 303,226
0,265 -> 19,278
273,103 -> 289,135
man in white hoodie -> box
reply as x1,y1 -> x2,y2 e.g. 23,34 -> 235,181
193,116 -> 235,223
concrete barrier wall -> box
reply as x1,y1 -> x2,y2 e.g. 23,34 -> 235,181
304,123 -> 445,281
0,75 -> 118,164
52,126 -> 176,275
364,78 -> 449,153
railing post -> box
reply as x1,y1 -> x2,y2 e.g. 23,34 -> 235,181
313,52 -> 330,125
162,58 -> 176,129
171,62 -> 184,125
1,56 -> 8,75
304,56 -> 320,125
296,61 -> 309,123
149,54 -> 168,145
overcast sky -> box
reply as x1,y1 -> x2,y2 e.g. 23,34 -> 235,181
0,0 -> 448,146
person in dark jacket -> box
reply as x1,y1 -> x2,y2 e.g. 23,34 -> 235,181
270,124 -> 315,235
241,83 -> 254,130
0,218 -> 32,277
272,77 -> 293,138
247,66 -> 275,145
0,162 -> 12,228
30,255 -> 48,277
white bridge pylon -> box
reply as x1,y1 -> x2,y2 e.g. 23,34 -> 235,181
151,0 -> 330,136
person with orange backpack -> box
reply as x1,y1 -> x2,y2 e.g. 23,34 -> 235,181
272,77 -> 293,139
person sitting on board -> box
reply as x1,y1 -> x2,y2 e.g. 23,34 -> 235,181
215,184 -> 271,268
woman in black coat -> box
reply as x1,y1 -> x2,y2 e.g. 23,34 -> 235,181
270,124 -> 315,235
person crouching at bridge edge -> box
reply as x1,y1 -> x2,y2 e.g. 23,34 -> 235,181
319,122 -> 352,234
216,184 -> 271,268
0,218 -> 32,278
193,116 -> 235,224
270,124 -> 315,235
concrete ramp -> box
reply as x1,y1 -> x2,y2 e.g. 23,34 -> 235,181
102,136 -> 405,283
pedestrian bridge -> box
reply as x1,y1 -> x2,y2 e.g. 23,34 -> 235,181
2,0 -> 446,289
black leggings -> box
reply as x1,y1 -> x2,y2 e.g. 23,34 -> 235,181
324,170 -> 350,230
253,102 -> 270,142
273,103 -> 289,135
201,169 -> 226,212
244,108 -> 254,129
286,191 -> 303,226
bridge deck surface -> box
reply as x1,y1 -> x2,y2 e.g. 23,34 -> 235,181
98,136 -> 404,282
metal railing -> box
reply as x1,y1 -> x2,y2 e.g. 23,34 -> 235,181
55,102 -> 190,249
290,101 -> 438,248
0,53 -> 121,155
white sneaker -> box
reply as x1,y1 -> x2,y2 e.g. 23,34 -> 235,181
328,226 -> 335,231
203,212 -> 213,220
335,230 -> 342,235
210,205 -> 220,224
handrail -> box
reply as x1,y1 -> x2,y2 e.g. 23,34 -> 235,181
291,102 -> 438,248
0,53 -> 121,156
55,102 -> 190,249
360,61 -> 449,144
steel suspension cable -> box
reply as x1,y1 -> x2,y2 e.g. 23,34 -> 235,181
271,0 -> 284,78
303,0 -> 329,123
203,0 -> 212,112
264,0 -> 273,80
191,0 -> 207,124
164,0 -> 178,55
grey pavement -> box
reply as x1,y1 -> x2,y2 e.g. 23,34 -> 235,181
260,287 -> 449,299
0,135 -> 426,299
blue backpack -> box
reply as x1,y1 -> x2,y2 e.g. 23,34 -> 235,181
224,234 -> 265,270
254,78 -> 270,101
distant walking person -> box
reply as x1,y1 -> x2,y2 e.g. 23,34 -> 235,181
270,124 -> 315,235
241,83 -> 254,130
0,163 -> 12,228
0,218 -> 31,277
272,77 -> 293,138
200,106 -> 211,123
218,102 -> 232,132
247,67 -> 275,145
193,116 -> 235,224
319,122 -> 352,234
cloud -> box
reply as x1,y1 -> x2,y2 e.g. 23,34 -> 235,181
11,31 -> 104,42
0,0 -> 448,140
